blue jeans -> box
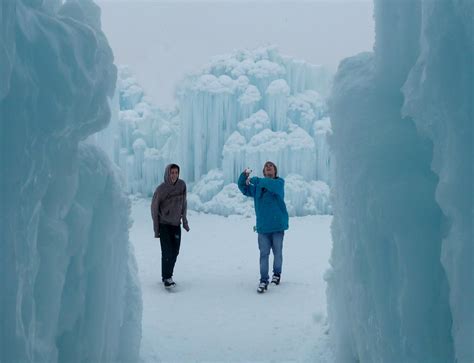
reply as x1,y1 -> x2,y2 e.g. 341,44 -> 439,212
257,232 -> 284,283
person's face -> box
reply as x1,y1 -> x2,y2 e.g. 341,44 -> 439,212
264,163 -> 276,178
170,168 -> 179,183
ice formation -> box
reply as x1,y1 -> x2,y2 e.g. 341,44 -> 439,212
178,46 -> 332,184
187,170 -> 331,217
0,1 -> 142,362
114,66 -> 180,195
222,125 -> 317,183
326,0 -> 473,362
284,174 -> 332,217
109,47 -> 333,216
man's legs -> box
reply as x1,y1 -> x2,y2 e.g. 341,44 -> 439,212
271,231 -> 284,276
170,225 -> 181,275
258,233 -> 271,283
159,224 -> 180,280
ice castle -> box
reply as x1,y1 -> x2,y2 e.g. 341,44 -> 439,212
105,47 -> 334,216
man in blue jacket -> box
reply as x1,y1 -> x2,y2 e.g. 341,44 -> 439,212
238,161 -> 289,293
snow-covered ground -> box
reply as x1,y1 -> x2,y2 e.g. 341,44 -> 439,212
130,198 -> 334,362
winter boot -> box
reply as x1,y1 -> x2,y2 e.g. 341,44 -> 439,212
271,274 -> 281,285
257,281 -> 269,293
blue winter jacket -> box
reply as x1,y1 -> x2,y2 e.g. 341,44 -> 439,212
238,172 -> 289,234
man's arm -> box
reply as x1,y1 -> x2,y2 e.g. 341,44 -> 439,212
182,183 -> 190,232
238,171 -> 256,197
151,188 -> 160,237
251,177 -> 284,199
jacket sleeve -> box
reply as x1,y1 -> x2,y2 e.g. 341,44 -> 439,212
253,177 -> 285,199
238,172 -> 256,197
151,187 -> 160,237
181,183 -> 189,229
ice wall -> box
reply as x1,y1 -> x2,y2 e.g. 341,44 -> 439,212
222,125 -> 317,183
326,0 -> 473,362
401,1 -> 473,360
187,170 -> 332,217
0,1 -> 142,362
177,46 -> 332,184
109,48 -> 334,216
112,66 -> 179,195
86,88 -> 121,165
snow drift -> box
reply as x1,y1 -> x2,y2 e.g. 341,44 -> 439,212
326,0 -> 473,362
0,1 -> 142,362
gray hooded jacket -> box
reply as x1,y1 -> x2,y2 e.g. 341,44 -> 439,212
151,164 -> 188,237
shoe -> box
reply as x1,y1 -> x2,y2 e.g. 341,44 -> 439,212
163,278 -> 176,289
257,281 -> 268,293
271,274 -> 281,285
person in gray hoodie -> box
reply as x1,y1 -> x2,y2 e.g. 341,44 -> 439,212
151,164 -> 190,288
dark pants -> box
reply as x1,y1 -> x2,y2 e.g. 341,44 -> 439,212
159,223 -> 181,280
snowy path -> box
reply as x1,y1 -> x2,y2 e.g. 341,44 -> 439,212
130,199 -> 334,362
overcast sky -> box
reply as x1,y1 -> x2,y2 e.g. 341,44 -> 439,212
98,1 -> 374,106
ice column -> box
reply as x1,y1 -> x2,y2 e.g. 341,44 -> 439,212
402,0 -> 474,360
313,118 -> 332,184
237,110 -> 270,141
265,79 -> 290,131
283,57 -> 332,97
0,1 -> 142,361
222,131 -> 247,183
178,74 -> 240,182
326,0 -> 472,361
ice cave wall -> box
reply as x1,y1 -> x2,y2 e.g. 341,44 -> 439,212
0,1 -> 142,362
326,0 -> 473,362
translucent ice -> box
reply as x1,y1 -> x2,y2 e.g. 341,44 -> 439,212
108,47 -> 334,217
326,1 -> 473,362
0,1 -> 142,361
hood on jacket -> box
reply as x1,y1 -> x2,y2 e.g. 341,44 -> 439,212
164,163 -> 180,184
